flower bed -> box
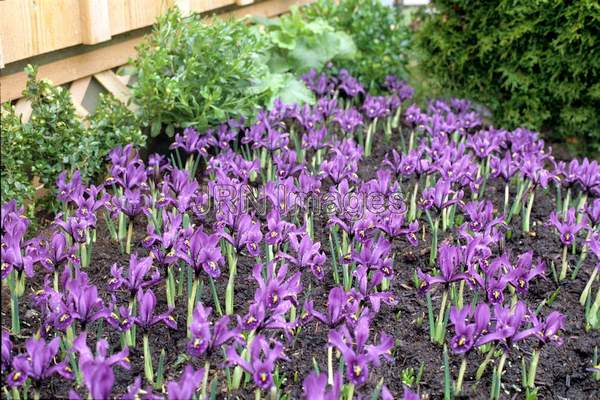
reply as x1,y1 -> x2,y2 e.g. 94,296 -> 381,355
1,68 -> 599,400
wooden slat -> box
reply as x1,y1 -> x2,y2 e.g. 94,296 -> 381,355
108,0 -> 169,36
236,0 -> 255,6
0,34 -> 4,68
1,36 -> 142,102
94,70 -> 137,111
1,0 -> 313,102
80,0 -> 112,45
189,0 -> 235,13
69,76 -> 92,104
14,98 -> 33,122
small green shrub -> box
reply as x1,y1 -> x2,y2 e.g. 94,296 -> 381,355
132,8 -> 271,136
302,0 -> 412,92
415,0 -> 600,152
0,66 -> 145,211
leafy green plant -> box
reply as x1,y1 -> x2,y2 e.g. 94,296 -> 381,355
257,6 -> 356,75
415,0 -> 600,153
132,8 -> 271,137
0,66 -> 145,213
302,0 -> 412,92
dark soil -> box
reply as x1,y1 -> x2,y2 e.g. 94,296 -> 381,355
2,130 -> 599,400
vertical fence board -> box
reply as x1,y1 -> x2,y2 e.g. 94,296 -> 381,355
108,0 -> 169,35
80,0 -> 112,44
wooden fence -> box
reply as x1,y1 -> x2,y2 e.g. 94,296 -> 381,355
0,0 -> 312,111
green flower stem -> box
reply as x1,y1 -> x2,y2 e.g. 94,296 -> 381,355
580,267 -> 599,306
563,188 -> 571,216
455,357 -> 467,395
143,334 -> 154,385
187,278 -> 199,338
559,245 -> 569,281
572,228 -> 594,280
408,180 -> 419,222
166,265 -> 176,307
475,345 -> 496,380
327,346 -> 334,386
522,191 -> 535,234
435,290 -> 448,344
527,350 -> 540,388
503,182 -> 510,217
210,276 -> 224,317
443,345 -> 452,400
491,352 -> 507,400
125,219 -> 133,255
329,234 -> 340,285
346,383 -> 355,400
225,247 -> 237,316
10,288 -> 20,335
201,361 -> 210,399
364,118 -> 378,157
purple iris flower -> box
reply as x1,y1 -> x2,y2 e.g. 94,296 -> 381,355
134,289 -> 177,331
417,244 -> 466,292
465,255 -> 512,304
362,95 -> 390,119
265,210 -> 300,248
584,198 -> 600,227
177,227 -> 223,279
461,200 -> 505,233
385,76 -> 415,101
283,232 -> 326,279
575,158 -> 600,196
226,335 -> 287,390
109,189 -> 149,219
378,212 -> 419,246
54,214 -> 91,243
2,330 -> 12,373
353,265 -> 398,313
142,211 -> 183,267
490,152 -> 519,183
419,179 -> 463,212
108,254 -> 160,297
64,273 -> 110,330
302,69 -> 336,95
449,303 -> 490,354
302,127 -> 328,151
72,185 -> 109,223
56,170 -> 83,203
274,149 -> 304,179
548,208 -> 586,246
528,311 -> 566,347
337,69 -> 364,98
39,231 -> 78,272
402,385 -> 421,400
328,315 -> 393,386
507,251 -> 545,295
188,302 -> 240,357
477,301 -> 536,347
7,337 -> 72,388
1,235 -> 37,279
169,128 -> 201,154
334,108 -> 364,134
110,159 -> 148,191
72,331 -> 130,400
305,286 -> 353,329
466,130 -> 501,159
107,304 -> 134,333
219,213 -> 263,257
253,262 -> 302,310
166,364 -> 205,400
302,371 -> 342,400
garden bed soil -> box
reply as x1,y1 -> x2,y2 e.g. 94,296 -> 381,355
2,129 -> 599,400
